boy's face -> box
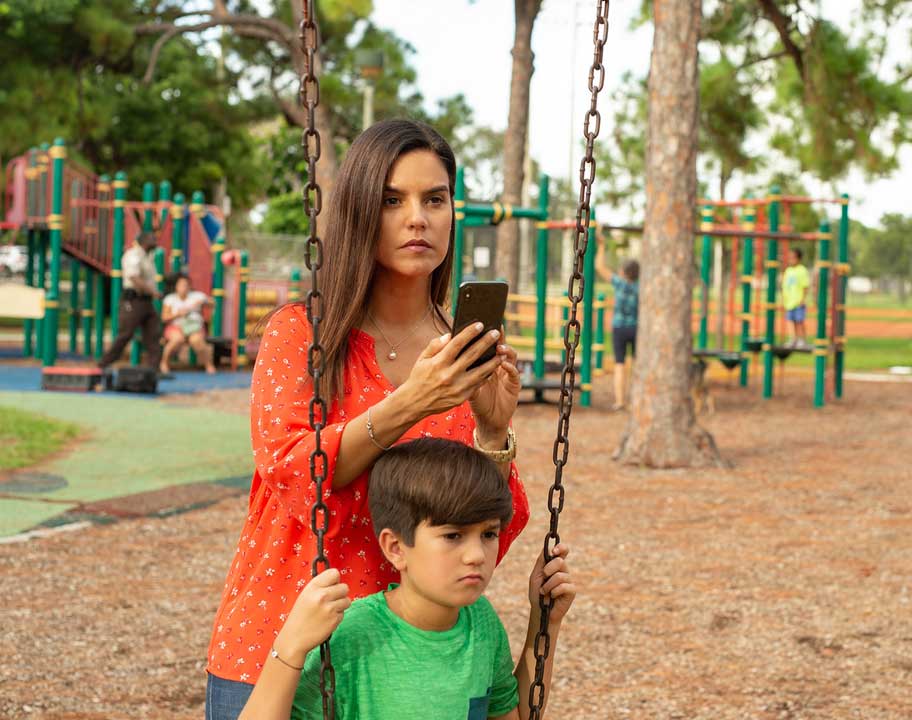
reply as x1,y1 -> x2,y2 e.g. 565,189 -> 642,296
789,250 -> 800,266
395,518 -> 501,609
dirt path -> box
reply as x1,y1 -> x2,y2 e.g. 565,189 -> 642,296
1,377 -> 910,719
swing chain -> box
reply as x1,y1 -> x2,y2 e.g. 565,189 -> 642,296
528,2 -> 609,718
299,1 -> 335,718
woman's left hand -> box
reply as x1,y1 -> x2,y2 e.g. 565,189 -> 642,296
469,336 -> 520,436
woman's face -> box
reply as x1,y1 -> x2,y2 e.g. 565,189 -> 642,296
175,277 -> 190,297
375,149 -> 452,281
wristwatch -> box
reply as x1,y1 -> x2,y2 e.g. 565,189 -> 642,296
473,425 -> 517,463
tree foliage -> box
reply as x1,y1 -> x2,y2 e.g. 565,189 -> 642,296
599,0 -> 912,213
853,213 -> 912,300
0,0 -> 267,206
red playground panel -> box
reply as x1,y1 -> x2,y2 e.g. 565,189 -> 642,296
41,366 -> 104,393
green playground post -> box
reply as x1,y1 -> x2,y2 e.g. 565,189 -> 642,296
452,167 -> 466,308
24,150 -> 38,356
580,225 -> 596,408
153,248 -> 165,314
237,251 -> 250,368
814,222 -> 831,408
834,194 -> 850,399
171,192 -> 186,273
111,172 -> 128,339
24,228 -> 36,356
42,138 -> 66,367
97,174 -> 110,268
35,145 -> 49,360
158,180 -> 172,228
142,182 -> 155,232
595,291 -> 606,372
187,190 -> 207,366
81,268 -> 93,356
211,233 -> 225,338
93,269 -> 105,360
289,267 -> 302,302
762,186 -> 781,399
739,201 -> 756,386
35,232 -> 47,359
698,205 -> 713,350
68,257 -> 80,353
533,175 -> 549,383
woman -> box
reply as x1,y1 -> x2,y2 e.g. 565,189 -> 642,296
595,236 -> 640,410
160,272 -> 216,374
205,120 -> 529,719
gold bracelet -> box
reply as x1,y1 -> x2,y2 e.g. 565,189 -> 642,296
366,405 -> 393,451
270,645 -> 304,671
473,426 -> 517,463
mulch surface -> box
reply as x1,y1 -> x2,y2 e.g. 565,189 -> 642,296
1,376 -> 910,719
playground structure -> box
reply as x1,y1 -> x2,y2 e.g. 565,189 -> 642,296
2,139 -> 302,373
453,168 -> 607,407
603,186 -> 851,408
696,188 -> 850,408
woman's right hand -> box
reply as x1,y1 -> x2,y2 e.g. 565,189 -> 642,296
400,322 -> 504,418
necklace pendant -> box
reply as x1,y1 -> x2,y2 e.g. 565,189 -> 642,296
387,350 -> 397,361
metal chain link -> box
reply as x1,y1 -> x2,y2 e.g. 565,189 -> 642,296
299,2 -> 335,718
527,2 -> 610,718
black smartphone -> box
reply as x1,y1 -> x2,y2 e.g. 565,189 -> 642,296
451,280 -> 509,370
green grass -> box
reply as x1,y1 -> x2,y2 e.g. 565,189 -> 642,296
846,292 -> 911,310
0,406 -> 83,471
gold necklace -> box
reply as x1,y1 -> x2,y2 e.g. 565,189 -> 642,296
366,305 -> 433,361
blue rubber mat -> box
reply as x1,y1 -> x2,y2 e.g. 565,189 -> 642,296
0,364 -> 251,395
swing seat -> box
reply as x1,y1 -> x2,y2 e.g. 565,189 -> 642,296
692,348 -> 724,359
717,352 -> 744,371
771,346 -> 793,361
744,337 -> 764,353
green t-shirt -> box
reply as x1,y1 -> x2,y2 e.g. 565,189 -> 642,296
291,588 -> 519,720
782,264 -> 810,310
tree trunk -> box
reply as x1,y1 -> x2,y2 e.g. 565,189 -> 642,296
495,0 -> 541,290
615,0 -> 723,468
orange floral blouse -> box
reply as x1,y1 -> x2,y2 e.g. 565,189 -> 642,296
206,303 -> 530,684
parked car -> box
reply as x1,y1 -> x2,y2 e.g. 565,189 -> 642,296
0,245 -> 27,277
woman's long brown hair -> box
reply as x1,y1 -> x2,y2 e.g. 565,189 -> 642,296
299,119 -> 457,403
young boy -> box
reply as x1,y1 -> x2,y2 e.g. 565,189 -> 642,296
595,235 -> 640,411
239,438 -> 575,720
782,248 -> 810,348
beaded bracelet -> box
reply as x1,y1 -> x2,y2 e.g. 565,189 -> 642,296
270,645 -> 304,671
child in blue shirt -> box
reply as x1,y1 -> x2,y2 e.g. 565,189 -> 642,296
240,438 -> 575,720
596,235 -> 640,410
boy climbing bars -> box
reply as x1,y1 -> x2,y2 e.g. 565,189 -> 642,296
239,438 -> 575,720
782,248 -> 810,348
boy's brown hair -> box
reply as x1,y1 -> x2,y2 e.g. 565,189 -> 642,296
368,438 -> 514,545
622,259 -> 640,282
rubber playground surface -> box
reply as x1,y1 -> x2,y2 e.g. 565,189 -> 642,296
0,372 -> 254,537
0,374 -> 910,719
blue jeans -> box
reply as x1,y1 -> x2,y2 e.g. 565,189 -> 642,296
206,673 -> 254,720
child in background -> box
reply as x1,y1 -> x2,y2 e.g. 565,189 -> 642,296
782,248 -> 810,348
596,236 -> 640,411
160,272 -> 216,374
239,438 -> 575,720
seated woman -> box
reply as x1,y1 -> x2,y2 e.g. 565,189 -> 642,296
160,272 -> 216,374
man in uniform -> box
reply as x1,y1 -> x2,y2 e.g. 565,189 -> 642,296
99,231 -> 163,369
